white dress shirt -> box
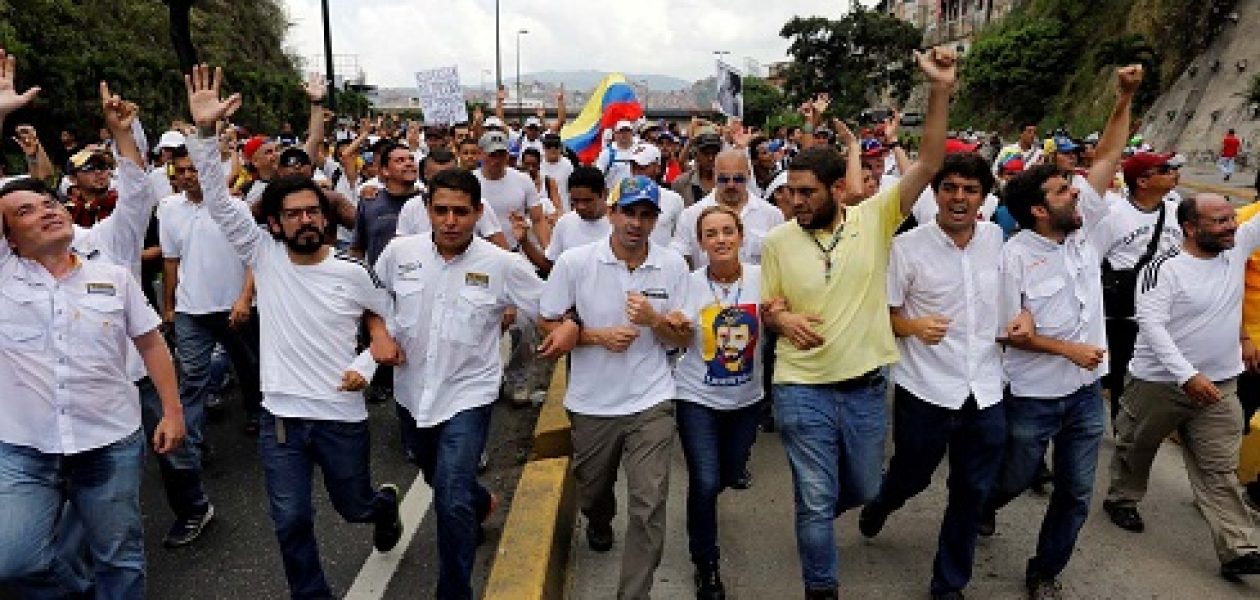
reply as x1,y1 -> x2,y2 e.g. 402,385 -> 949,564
888,221 -> 1005,409
159,192 -> 249,314
188,135 -> 392,422
999,176 -> 1110,397
1130,218 -> 1260,384
395,195 -> 503,239
540,237 -> 690,416
0,254 -> 160,454
671,191 -> 784,267
376,234 -> 544,427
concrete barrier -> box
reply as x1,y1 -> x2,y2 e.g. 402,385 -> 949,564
483,456 -> 576,600
531,360 -> 573,460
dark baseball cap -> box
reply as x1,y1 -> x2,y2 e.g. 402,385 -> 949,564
278,147 -> 313,168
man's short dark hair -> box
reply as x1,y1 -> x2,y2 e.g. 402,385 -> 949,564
257,176 -> 334,233
169,146 -> 190,160
932,153 -> 996,197
458,137 -> 479,150
788,146 -> 847,188
521,147 -> 542,162
568,165 -> 605,194
376,141 -> 409,167
1176,195 -> 1199,227
0,178 -> 55,238
427,148 -> 456,165
1002,163 -> 1067,230
427,168 -> 482,207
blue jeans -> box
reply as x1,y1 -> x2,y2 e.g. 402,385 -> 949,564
137,376 -> 208,518
174,311 -> 263,449
869,386 -> 1006,594
397,403 -> 493,600
774,377 -> 888,590
0,429 -> 146,600
676,400 -> 762,565
259,412 -> 395,599
989,383 -> 1105,582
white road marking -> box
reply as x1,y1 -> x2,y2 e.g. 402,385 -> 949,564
343,473 -> 434,600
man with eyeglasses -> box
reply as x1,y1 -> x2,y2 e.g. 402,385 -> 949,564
1090,152 -> 1185,434
1104,193 -> 1260,580
672,149 -> 782,269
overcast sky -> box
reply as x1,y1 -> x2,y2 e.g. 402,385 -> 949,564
280,0 -> 870,89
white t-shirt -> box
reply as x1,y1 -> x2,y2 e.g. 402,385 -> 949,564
147,167 -> 174,200
476,168 -> 541,246
672,192 -> 784,267
1130,218 -> 1260,384
1089,193 -> 1183,269
596,143 -> 636,188
909,187 -> 999,225
651,188 -> 685,249
541,156 -> 575,213
187,135 -> 392,422
395,195 -> 503,239
545,212 -> 611,262
673,265 -> 764,410
540,237 -> 690,416
159,193 -> 249,315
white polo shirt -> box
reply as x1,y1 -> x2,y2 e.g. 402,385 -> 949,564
674,264 -> 764,410
888,221 -> 1005,409
545,212 -> 610,262
159,192 -> 249,314
188,135 -> 393,422
395,195 -> 503,239
671,191 -> 784,267
0,254 -> 160,454
999,176 -> 1111,398
540,237 -> 690,416
376,234 -> 544,427
1130,218 -> 1260,384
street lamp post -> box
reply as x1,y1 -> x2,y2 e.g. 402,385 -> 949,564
481,69 -> 492,105
495,0 -> 502,92
516,29 -> 529,120
320,0 -> 336,111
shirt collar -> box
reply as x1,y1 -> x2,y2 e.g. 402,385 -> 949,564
595,235 -> 662,269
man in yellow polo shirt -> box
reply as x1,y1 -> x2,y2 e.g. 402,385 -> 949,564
761,46 -> 957,599
1237,200 -> 1260,509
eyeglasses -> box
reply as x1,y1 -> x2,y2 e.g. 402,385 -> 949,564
76,163 -> 110,173
716,175 -> 747,185
280,206 -> 323,220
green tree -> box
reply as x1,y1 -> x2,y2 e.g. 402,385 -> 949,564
778,8 -> 922,118
741,76 -> 785,127
954,18 -> 1079,128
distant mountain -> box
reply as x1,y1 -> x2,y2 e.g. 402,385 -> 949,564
519,70 -> 694,92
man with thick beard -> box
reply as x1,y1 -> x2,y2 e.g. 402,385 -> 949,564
757,46 -> 957,599
181,64 -> 405,599
1104,193 -> 1260,581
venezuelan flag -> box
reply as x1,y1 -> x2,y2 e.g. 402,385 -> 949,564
560,73 -> 643,165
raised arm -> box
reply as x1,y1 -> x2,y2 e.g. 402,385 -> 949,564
185,64 -> 265,264
94,82 -> 156,269
832,118 -> 863,201
303,72 -> 328,161
0,49 -> 41,140
552,86 -> 567,132
1086,65 -> 1144,198
897,47 -> 956,216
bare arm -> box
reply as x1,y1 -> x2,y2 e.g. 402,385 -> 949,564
833,119 -> 863,200
897,48 -> 956,216
1087,65 -> 1143,197
133,330 -> 185,454
303,72 -> 328,161
528,204 -> 552,249
552,86 -> 567,132
162,258 -> 179,324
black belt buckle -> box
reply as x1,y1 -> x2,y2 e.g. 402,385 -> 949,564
831,368 -> 883,392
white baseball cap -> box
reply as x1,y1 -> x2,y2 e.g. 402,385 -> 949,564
614,120 -> 635,132
524,116 -> 542,128
629,142 -> 662,166
157,130 -> 186,150
484,116 -> 505,129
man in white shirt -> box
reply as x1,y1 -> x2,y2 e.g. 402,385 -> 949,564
0,175 -> 185,598
596,120 -> 638,189
183,65 -> 404,599
984,65 -> 1143,600
375,168 -> 576,599
396,148 -> 509,249
858,154 -> 1025,598
1104,194 -> 1260,580
672,149 -> 783,268
540,175 -> 693,600
476,130 -> 550,250
628,142 -> 684,248
540,132 -> 574,213
515,165 -> 609,274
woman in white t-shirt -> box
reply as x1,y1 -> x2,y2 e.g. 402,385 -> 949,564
672,205 -> 763,597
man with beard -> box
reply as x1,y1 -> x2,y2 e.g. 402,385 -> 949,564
65,147 -> 118,227
539,175 -> 692,600
1103,193 -> 1260,580
758,47 -> 955,600
672,148 -> 783,268
182,65 -> 404,599
984,65 -> 1144,600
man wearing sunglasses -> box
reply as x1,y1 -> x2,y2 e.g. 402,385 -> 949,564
65,148 -> 118,227
1092,152 -> 1185,433
671,148 -> 783,268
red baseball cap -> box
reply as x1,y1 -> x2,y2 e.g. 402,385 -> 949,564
242,135 -> 270,161
944,138 -> 979,154
1121,152 -> 1175,185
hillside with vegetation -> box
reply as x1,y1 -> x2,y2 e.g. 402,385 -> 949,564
953,0 -> 1240,134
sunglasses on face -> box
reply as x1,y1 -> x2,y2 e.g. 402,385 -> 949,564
76,163 -> 110,173
716,175 -> 747,185
1154,164 -> 1180,174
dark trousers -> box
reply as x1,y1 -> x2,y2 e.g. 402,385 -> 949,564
868,386 -> 1006,594
1103,317 -> 1138,423
675,401 -> 762,565
397,404 -> 494,600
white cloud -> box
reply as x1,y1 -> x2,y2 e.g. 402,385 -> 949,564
281,0 -> 868,88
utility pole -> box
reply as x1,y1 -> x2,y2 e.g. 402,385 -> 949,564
495,0 -> 502,92
321,0 -> 336,110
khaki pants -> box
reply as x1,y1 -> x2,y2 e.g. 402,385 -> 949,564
570,401 -> 675,600
1107,376 -> 1260,562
